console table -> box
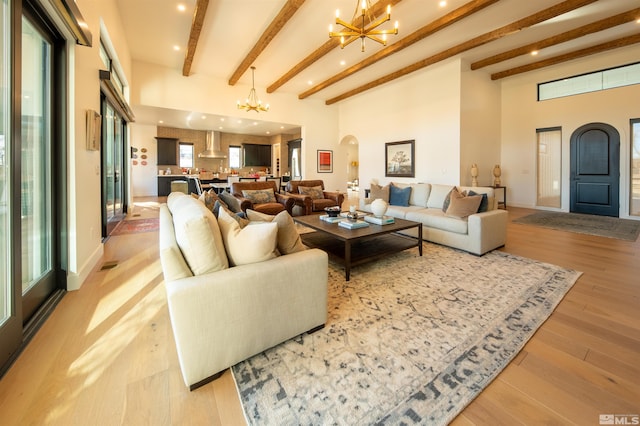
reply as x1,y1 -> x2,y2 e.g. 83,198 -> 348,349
493,185 -> 506,209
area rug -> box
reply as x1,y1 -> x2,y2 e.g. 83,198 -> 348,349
513,211 -> 640,241
232,243 -> 581,425
110,218 -> 159,235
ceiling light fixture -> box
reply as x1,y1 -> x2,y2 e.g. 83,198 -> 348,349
329,0 -> 398,52
237,66 -> 269,113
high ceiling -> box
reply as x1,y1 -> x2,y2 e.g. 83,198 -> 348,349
116,0 -> 640,134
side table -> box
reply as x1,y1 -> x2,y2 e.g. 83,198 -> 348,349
493,185 -> 506,209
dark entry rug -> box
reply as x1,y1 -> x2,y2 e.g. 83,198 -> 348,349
232,243 -> 581,425
513,211 -> 640,241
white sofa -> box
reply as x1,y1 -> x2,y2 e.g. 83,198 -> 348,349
159,192 -> 328,390
359,183 -> 508,255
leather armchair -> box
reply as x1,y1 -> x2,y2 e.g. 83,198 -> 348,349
285,179 -> 345,216
230,180 -> 294,215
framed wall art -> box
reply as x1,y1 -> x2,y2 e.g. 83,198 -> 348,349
317,149 -> 333,173
385,140 -> 415,178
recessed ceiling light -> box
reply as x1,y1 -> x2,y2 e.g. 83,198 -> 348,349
237,120 -> 242,124
201,115 -> 206,119
220,118 -> 225,122
253,122 -> 258,126
439,1 -> 447,7
340,60 -> 346,66
173,45 -> 180,51
177,4 -> 186,12
307,80 -> 313,85
218,126 -> 223,130
280,126 -> 284,129
159,120 -> 164,124
531,50 -> 539,56
266,131 -> 271,135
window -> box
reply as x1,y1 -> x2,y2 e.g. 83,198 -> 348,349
632,119 -> 640,217
229,145 -> 241,169
179,143 -> 194,169
536,127 -> 562,208
538,62 -> 640,101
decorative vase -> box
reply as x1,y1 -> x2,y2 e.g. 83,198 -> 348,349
492,164 -> 502,186
470,163 -> 479,187
371,198 -> 388,217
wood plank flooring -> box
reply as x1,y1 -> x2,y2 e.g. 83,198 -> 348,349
0,199 -> 638,425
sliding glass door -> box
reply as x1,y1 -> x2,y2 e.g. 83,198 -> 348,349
101,98 -> 126,237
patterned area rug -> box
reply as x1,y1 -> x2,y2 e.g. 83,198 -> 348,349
513,211 -> 640,241
110,218 -> 159,235
232,243 -> 581,425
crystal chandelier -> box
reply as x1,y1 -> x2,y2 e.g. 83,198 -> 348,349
237,66 -> 269,112
329,0 -> 398,52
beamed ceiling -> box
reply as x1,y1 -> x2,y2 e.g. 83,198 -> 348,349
116,0 -> 640,134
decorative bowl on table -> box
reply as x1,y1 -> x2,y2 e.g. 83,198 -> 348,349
324,206 -> 341,217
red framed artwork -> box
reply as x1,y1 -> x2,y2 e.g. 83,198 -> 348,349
317,150 -> 333,173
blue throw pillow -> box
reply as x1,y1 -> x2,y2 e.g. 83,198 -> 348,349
389,184 -> 412,206
468,190 -> 489,212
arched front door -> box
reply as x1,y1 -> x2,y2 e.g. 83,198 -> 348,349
570,122 -> 620,217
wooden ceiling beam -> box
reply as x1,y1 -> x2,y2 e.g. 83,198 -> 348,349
267,0 -> 404,94
228,0 -> 306,86
472,8 -> 640,70
491,34 -> 640,80
182,0 -> 210,77
325,0 -> 599,105
299,0 -> 500,100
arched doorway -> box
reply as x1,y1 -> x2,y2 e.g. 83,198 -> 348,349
340,135 -> 359,200
570,122 -> 620,217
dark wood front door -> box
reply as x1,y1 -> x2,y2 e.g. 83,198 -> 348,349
570,123 -> 620,217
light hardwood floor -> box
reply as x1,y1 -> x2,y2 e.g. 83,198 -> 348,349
0,198 -> 638,425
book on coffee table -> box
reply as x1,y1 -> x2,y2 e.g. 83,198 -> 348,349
319,215 -> 344,223
338,220 -> 369,229
364,215 -> 395,225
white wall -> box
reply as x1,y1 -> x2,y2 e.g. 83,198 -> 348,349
460,64 -> 502,187
338,59 -> 463,190
67,0 -> 132,289
130,61 -> 343,190
130,123 -> 158,197
500,45 -> 640,217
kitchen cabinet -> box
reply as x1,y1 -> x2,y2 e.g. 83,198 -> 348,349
156,137 -> 178,165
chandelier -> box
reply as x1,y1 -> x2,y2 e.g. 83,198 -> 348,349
329,0 -> 398,52
237,66 -> 269,112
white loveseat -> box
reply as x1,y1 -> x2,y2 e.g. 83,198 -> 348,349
359,183 -> 508,255
159,192 -> 328,390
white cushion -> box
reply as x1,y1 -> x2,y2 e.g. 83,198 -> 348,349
170,194 -> 229,275
246,209 -> 306,255
217,207 -> 278,266
427,184 -> 455,209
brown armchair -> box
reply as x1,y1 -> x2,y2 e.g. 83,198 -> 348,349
230,180 -> 294,215
285,179 -> 345,216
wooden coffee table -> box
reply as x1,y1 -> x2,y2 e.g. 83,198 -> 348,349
293,214 -> 422,281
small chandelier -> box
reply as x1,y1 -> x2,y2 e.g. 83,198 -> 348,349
237,66 -> 269,113
329,0 -> 398,52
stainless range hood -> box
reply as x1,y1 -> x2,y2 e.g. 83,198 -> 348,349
198,130 -> 226,158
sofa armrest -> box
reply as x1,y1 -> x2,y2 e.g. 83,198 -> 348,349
323,191 -> 344,206
467,209 -> 508,255
275,193 -> 295,214
164,249 -> 329,388
232,195 -> 252,212
285,192 -> 313,215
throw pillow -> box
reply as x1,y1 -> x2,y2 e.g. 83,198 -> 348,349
218,190 -> 242,213
368,183 -> 390,204
442,187 -> 466,213
445,190 -> 482,219
389,183 -> 412,206
426,184 -> 455,209
246,209 -> 306,255
170,194 -> 229,275
467,190 -> 489,213
198,189 -> 226,213
217,207 -> 278,266
298,185 -> 324,200
242,188 -> 276,204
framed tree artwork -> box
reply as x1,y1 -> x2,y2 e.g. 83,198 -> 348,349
317,149 -> 333,173
385,140 -> 415,177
